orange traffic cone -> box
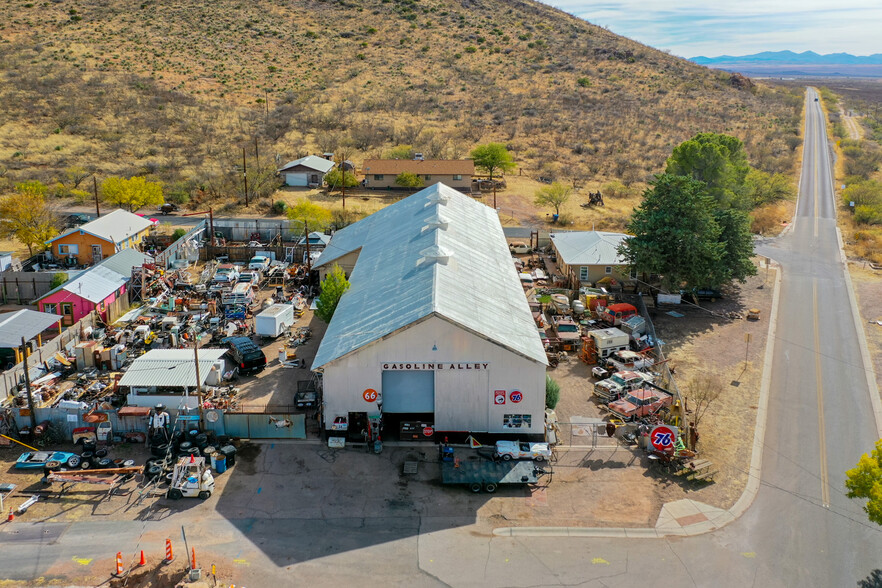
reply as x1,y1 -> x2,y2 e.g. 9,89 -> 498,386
190,453 -> 195,464
191,547 -> 197,570
113,551 -> 124,577
138,550 -> 146,567
164,538 -> 174,564
6,508 -> 13,522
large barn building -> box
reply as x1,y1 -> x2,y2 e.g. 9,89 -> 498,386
311,183 -> 548,441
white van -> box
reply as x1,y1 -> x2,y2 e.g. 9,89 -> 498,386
509,242 -> 531,254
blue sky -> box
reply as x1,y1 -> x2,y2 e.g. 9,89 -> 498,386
541,1 -> 882,58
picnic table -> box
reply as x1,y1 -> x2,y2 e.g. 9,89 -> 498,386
681,458 -> 717,482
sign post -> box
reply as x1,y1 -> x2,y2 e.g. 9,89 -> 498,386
649,424 -> 678,453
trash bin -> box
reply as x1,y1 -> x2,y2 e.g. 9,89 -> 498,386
205,448 -> 217,469
214,454 -> 227,474
219,445 -> 237,467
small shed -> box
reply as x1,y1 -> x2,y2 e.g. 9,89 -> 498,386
119,348 -> 228,410
278,155 -> 336,187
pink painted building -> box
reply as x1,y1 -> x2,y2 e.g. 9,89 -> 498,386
35,249 -> 151,326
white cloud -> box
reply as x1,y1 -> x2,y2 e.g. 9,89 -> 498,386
542,1 -> 882,57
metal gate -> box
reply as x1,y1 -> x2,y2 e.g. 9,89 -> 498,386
221,413 -> 305,439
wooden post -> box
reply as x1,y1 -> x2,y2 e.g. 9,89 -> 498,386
208,208 -> 215,247
21,337 -> 37,431
93,176 -> 100,218
242,148 -> 249,207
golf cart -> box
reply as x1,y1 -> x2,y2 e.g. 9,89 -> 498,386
166,456 -> 214,500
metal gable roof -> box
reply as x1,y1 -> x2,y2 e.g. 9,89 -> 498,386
550,231 -> 630,267
312,183 -> 547,369
278,155 -> 336,174
118,348 -> 228,388
95,248 -> 153,276
0,309 -> 64,347
49,209 -> 153,245
362,159 -> 475,175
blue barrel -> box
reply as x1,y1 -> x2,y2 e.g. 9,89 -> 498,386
214,454 -> 227,474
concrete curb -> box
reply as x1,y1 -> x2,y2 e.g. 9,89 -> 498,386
493,263 -> 784,539
836,228 -> 882,438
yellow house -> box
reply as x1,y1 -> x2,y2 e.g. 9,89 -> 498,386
45,209 -> 154,266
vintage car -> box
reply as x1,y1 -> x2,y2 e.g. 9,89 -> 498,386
495,441 -> 552,462
594,370 -> 655,402
608,389 -> 672,421
15,451 -> 80,469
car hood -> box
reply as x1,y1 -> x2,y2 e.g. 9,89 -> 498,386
608,399 -> 637,413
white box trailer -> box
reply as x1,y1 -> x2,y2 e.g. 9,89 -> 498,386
256,303 -> 295,338
587,327 -> 630,359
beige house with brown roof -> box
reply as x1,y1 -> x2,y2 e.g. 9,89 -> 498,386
362,159 -> 474,191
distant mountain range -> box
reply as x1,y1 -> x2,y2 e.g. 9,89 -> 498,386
690,51 -> 882,77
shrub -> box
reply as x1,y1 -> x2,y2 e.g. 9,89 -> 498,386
171,228 -> 186,240
854,205 -> 882,225
50,272 -> 68,289
272,200 -> 288,214
545,375 -> 560,409
601,180 -> 630,199
577,77 -> 591,87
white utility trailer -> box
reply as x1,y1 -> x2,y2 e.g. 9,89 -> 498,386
256,303 -> 296,338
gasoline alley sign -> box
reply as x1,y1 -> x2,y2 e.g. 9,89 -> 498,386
382,362 -> 489,371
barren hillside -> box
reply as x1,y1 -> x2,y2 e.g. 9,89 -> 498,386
0,0 -> 802,198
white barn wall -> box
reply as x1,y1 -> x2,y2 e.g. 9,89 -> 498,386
320,315 -> 545,434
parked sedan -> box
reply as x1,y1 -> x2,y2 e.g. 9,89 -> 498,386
15,450 -> 80,469
495,440 -> 552,462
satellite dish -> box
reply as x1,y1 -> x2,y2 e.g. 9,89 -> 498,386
205,410 -> 220,423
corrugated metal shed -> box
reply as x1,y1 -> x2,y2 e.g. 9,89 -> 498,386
0,309 -> 64,347
118,348 -> 227,388
312,183 -> 547,369
550,231 -> 630,266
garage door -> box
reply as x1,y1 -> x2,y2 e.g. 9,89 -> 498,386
381,370 -> 434,413
285,173 -> 308,187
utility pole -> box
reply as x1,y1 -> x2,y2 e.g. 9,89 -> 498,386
20,337 -> 37,431
242,147 -> 249,207
304,220 -> 311,271
93,176 -> 100,218
339,156 -> 346,210
193,330 -> 203,428
255,137 -> 260,169
208,207 -> 215,247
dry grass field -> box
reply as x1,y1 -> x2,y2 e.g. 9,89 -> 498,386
0,0 -> 802,213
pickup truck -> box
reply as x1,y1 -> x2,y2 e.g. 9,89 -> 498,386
495,440 -> 552,462
594,370 -> 654,402
608,388 -> 672,421
550,315 -> 581,343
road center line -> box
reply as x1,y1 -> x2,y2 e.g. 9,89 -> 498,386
813,281 -> 830,507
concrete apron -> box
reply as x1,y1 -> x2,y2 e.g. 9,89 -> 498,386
495,263 -> 784,539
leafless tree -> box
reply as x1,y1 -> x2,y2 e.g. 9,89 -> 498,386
686,373 -> 724,431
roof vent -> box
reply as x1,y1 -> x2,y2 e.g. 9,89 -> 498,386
418,244 -> 452,266
425,191 -> 449,206
422,210 -> 450,232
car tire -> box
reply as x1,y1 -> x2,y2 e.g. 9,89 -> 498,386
95,448 -> 108,458
484,483 -> 497,493
97,458 -> 113,469
145,464 -> 162,479
80,460 -> 91,470
198,491 -> 211,500
535,455 -> 546,462
45,460 -> 62,471
66,455 -> 81,468
501,454 -> 512,461
469,483 -> 482,493
167,488 -> 183,500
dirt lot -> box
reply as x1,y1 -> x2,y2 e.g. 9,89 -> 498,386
850,265 -> 882,395
548,258 -> 776,518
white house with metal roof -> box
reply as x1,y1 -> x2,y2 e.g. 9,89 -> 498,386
312,183 -> 548,440
278,155 -> 336,187
549,230 -> 634,287
119,348 -> 228,410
